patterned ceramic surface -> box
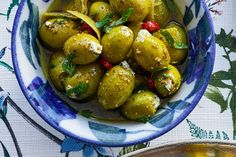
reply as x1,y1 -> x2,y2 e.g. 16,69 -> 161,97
123,141 -> 236,157
11,0 -> 215,146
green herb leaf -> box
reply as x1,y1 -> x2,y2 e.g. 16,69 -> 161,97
113,7 -> 134,26
160,30 -> 175,47
174,42 -> 188,49
160,30 -> 188,49
137,116 -> 150,123
152,67 -> 170,79
79,110 -> 96,119
103,8 -> 134,32
66,82 -> 89,96
95,13 -> 114,28
62,53 -> 75,77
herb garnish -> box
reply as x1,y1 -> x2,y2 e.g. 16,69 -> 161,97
62,53 -> 75,77
66,82 -> 89,96
95,13 -> 114,28
152,67 -> 170,79
137,116 -> 151,123
96,8 -> 134,33
159,30 -> 188,49
174,42 -> 188,49
79,110 -> 96,119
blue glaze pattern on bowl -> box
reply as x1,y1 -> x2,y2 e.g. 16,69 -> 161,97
11,0 -> 215,146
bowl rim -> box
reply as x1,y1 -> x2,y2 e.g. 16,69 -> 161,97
122,140 -> 236,157
11,0 -> 216,147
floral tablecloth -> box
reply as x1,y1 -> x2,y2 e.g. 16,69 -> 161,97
0,0 -> 235,156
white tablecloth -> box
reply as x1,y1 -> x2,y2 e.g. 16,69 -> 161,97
0,0 -> 235,156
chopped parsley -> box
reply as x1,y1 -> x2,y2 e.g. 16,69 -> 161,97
66,82 -> 89,96
62,53 -> 75,77
159,29 -> 188,49
95,13 -> 114,28
96,8 -> 134,33
152,67 -> 170,79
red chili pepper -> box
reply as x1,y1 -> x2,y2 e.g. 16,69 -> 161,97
99,58 -> 113,70
141,21 -> 160,33
79,23 -> 96,37
147,75 -> 155,90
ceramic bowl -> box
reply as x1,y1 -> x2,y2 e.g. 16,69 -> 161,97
123,140 -> 236,157
12,0 -> 215,146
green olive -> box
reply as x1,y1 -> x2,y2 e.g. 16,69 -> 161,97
65,62 -> 104,100
67,0 -> 90,14
89,1 -> 114,22
109,0 -> 151,22
133,30 -> 170,72
39,18 -> 79,49
49,52 -> 68,91
64,33 -> 102,65
154,65 -> 181,97
153,23 -> 188,65
98,65 -> 135,109
147,0 -> 170,26
101,26 -> 134,64
121,91 -> 160,121
47,0 -> 89,13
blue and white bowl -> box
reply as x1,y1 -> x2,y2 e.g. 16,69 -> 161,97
12,0 -> 215,146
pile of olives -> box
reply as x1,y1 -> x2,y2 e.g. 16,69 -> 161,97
39,0 -> 188,122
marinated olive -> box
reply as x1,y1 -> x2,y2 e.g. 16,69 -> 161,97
65,62 -> 104,100
98,65 -> 135,109
109,0 -> 151,22
41,0 -> 189,121
133,29 -> 170,72
153,23 -> 188,65
63,33 -> 102,65
147,0 -> 170,26
48,0 -> 89,13
89,1 -> 114,22
121,91 -> 160,121
39,18 -> 79,49
101,26 -> 134,64
49,52 -> 68,91
154,65 -> 181,97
